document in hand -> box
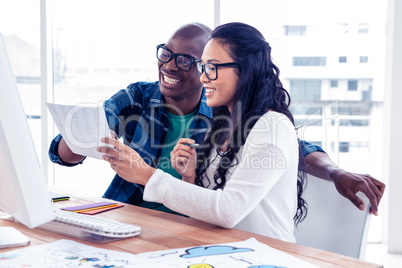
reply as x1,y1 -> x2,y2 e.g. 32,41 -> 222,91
46,103 -> 112,160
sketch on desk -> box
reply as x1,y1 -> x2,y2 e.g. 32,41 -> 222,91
0,238 -> 317,268
137,238 -> 317,268
149,249 -> 178,258
180,245 -> 254,258
188,264 -> 214,268
0,240 -> 144,267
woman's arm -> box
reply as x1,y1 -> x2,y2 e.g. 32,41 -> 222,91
99,113 -> 297,229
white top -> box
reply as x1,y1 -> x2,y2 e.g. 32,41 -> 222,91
144,111 -> 299,242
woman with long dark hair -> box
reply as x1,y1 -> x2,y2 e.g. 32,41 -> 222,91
100,22 -> 306,242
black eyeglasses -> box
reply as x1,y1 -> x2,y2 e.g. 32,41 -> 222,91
196,61 -> 240,81
156,44 -> 197,72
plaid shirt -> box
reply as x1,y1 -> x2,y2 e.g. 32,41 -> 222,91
299,140 -> 325,158
49,81 -> 324,205
49,81 -> 212,205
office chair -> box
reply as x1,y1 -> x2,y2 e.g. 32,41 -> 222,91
293,175 -> 371,259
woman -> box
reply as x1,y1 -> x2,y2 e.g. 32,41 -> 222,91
99,22 -> 306,242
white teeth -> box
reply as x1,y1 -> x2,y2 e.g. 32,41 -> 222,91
163,75 -> 181,84
206,88 -> 216,93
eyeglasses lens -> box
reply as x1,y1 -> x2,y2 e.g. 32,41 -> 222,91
197,62 -> 217,80
157,46 -> 193,72
176,56 -> 192,71
205,64 -> 217,80
157,47 -> 171,63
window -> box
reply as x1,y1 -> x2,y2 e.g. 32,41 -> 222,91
290,80 -> 321,100
294,118 -> 322,127
0,1 -> 41,160
284,25 -> 306,36
334,106 -> 370,115
339,56 -> 347,63
348,80 -> 358,91
51,1 -> 214,105
340,119 -> 369,126
360,56 -> 368,63
339,142 -> 349,153
358,23 -> 369,34
330,80 -> 338,87
50,0 -> 214,195
291,106 -> 322,115
292,57 -> 326,66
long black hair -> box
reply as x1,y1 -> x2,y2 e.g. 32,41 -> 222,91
195,22 -> 307,225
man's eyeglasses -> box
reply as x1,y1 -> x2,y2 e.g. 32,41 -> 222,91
156,44 -> 197,72
196,61 -> 240,81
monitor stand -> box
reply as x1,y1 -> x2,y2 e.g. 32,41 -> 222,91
0,226 -> 30,249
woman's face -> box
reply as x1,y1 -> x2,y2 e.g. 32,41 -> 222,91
200,39 -> 239,111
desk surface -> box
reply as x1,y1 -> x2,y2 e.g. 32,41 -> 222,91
0,189 -> 382,268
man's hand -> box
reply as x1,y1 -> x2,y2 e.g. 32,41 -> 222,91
304,151 -> 386,215
98,137 -> 155,185
330,169 -> 385,215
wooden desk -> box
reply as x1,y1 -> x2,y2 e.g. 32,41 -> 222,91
0,189 -> 382,268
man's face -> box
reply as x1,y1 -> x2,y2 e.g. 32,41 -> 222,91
158,35 -> 204,103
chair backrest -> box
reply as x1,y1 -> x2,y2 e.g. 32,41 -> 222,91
293,175 -> 371,259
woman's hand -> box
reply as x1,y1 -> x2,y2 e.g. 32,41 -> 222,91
98,137 -> 155,185
170,138 -> 197,183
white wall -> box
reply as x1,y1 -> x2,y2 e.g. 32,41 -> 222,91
383,0 -> 402,254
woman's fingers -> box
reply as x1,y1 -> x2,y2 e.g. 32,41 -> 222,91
176,138 -> 196,146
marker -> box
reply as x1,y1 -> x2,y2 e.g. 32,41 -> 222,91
189,143 -> 199,148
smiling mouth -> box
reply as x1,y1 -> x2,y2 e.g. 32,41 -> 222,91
205,88 -> 216,93
163,75 -> 181,85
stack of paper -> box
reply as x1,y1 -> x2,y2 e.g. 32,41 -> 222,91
61,202 -> 124,215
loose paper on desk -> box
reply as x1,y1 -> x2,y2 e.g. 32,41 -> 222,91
0,239 -> 149,267
0,238 -> 318,268
136,237 -> 318,268
46,103 -> 112,160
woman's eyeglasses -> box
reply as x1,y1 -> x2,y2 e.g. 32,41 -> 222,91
196,61 -> 239,81
156,44 -> 197,72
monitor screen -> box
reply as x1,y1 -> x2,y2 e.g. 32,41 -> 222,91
0,33 -> 54,229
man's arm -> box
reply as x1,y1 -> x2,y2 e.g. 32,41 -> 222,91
304,151 -> 385,215
48,133 -> 86,166
58,137 -> 85,164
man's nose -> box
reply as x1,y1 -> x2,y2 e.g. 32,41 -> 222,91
164,57 -> 179,71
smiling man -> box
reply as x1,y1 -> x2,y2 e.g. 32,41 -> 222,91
49,23 -> 214,214
49,23 -> 385,216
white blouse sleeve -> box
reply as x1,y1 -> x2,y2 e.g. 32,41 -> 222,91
143,112 -> 297,228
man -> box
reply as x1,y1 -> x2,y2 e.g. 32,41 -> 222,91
49,22 -> 385,216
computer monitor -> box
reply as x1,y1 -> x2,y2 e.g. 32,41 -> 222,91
0,33 -> 55,246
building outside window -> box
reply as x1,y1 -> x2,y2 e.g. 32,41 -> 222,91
360,56 -> 368,63
348,80 -> 358,91
292,57 -> 326,66
284,25 -> 306,36
290,80 -> 321,100
339,142 -> 350,152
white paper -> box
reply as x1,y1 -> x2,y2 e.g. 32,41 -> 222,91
46,103 -> 112,160
136,237 -> 318,268
0,239 -> 149,267
0,238 -> 318,268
